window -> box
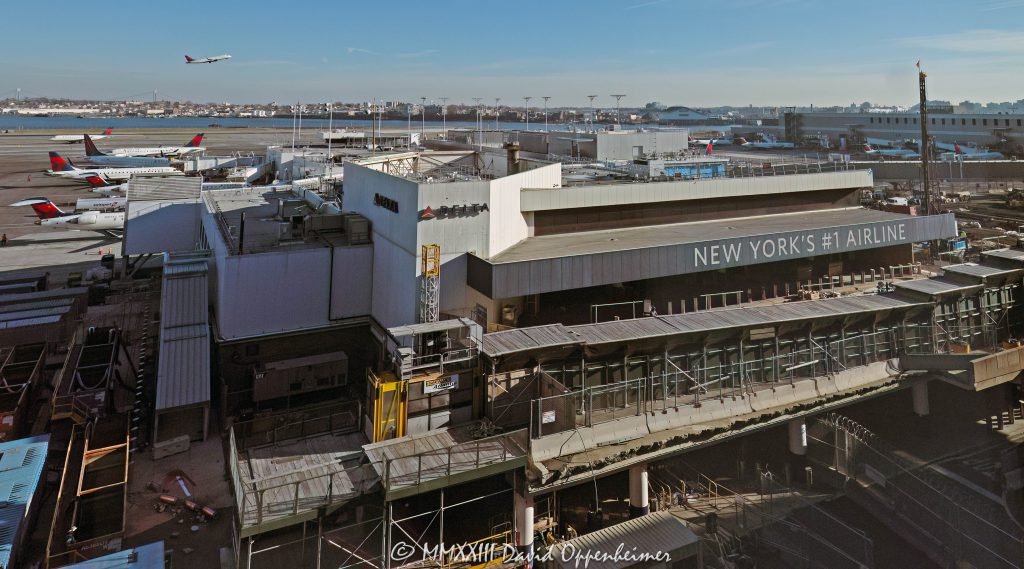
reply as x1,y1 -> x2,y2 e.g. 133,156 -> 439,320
317,376 -> 332,387
245,344 -> 259,356
289,381 -> 303,392
972,118 -> 977,125
983,119 -> 988,126
904,118 -> 909,124
1006,119 -> 1011,126
961,119 -> 966,125
941,118 -> 946,125
1018,119 -> 1022,127
870,117 -> 874,123
913,118 -> 918,125
931,118 -> 936,125
886,117 -> 891,124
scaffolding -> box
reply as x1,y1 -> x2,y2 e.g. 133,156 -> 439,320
420,244 -> 440,324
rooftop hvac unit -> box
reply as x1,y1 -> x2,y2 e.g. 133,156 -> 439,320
277,198 -> 306,219
344,214 -> 371,244
304,213 -> 345,235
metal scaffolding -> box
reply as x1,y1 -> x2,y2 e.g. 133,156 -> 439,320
420,244 -> 440,324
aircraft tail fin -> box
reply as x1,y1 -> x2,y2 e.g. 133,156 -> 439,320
11,197 -> 66,219
84,175 -> 110,189
83,135 -> 106,157
48,152 -> 77,172
185,55 -> 194,62
186,133 -> 204,147
101,127 -> 113,135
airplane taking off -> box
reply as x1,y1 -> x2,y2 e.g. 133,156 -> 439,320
46,151 -> 180,182
185,54 -> 231,64
862,144 -> 920,159
84,135 -> 171,167
51,127 -> 113,144
109,133 -> 205,158
11,197 -> 124,238
737,137 -> 796,150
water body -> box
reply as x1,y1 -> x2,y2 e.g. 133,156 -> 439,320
0,115 -> 736,133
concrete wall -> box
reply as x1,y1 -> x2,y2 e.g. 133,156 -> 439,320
594,130 -> 689,160
345,165 -> 421,327
520,170 -> 874,212
125,201 -> 203,255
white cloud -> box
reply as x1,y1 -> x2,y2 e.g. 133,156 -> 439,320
982,0 -> 1024,10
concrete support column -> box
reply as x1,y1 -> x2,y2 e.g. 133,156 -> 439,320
788,419 -> 807,456
912,380 -> 930,417
628,465 -> 649,518
515,492 -> 534,565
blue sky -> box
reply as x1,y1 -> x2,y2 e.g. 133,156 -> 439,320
4,0 -> 1024,107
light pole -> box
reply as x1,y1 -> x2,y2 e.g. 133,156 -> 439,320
611,94 -> 625,126
472,97 -> 483,151
420,97 -> 426,140
542,96 -> 551,132
439,97 -> 448,139
524,96 -> 532,131
495,98 -> 501,130
587,95 -> 597,132
407,103 -> 412,148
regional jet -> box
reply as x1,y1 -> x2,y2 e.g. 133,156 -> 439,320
737,137 -> 796,150
185,54 -> 231,64
51,127 -> 113,144
45,151 -> 180,182
84,135 -> 171,167
109,134 -> 205,158
862,144 -> 920,159
11,197 -> 124,238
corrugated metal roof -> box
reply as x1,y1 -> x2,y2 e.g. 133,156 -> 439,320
0,287 -> 87,307
0,315 -> 63,329
482,294 -> 925,357
895,278 -> 982,296
0,434 -> 49,569
490,209 -> 927,264
0,305 -> 71,323
128,176 -> 201,201
482,324 -> 581,357
388,317 -> 477,337
983,248 -> 1024,262
62,541 -> 165,569
548,511 -> 699,569
943,262 -> 1023,279
0,298 -> 75,314
156,259 -> 210,411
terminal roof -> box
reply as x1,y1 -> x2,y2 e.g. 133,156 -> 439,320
489,208 -> 913,264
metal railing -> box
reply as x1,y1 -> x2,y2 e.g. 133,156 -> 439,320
382,429 -> 528,491
812,414 -> 1024,569
232,400 -> 361,451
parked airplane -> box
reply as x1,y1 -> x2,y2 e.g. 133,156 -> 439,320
50,127 -> 113,144
46,151 -> 180,182
11,197 -> 124,237
862,144 -> 920,159
84,175 -> 127,195
690,134 -> 734,146
936,142 -> 1006,161
185,54 -> 231,64
84,135 -> 171,167
109,134 -> 205,158
738,137 -> 796,150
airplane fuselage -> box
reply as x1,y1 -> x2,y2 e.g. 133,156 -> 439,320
109,146 -> 205,158
38,211 -> 124,232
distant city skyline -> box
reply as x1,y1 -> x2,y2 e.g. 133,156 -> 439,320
5,0 -> 1024,107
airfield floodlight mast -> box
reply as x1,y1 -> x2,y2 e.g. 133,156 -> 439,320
542,96 -> 551,132
524,96 -> 532,131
